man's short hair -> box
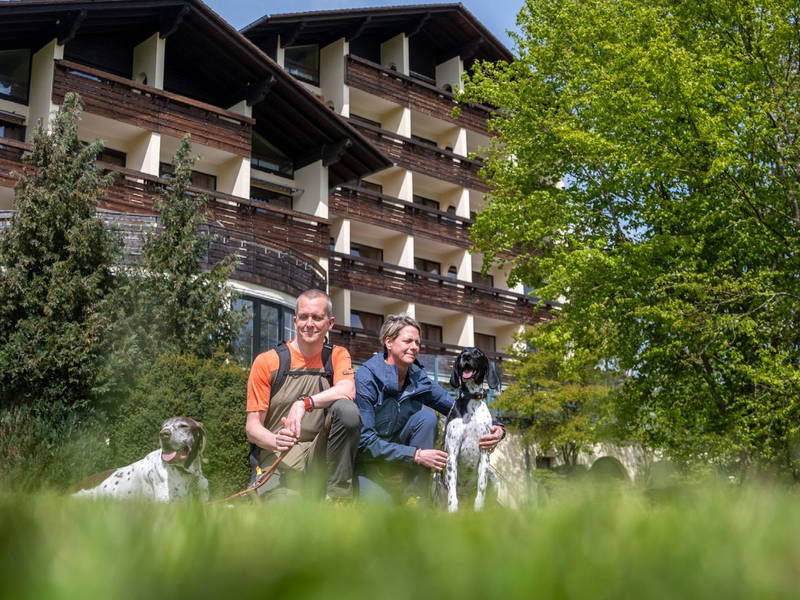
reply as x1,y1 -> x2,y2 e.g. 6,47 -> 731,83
296,289 -> 333,317
379,314 -> 421,348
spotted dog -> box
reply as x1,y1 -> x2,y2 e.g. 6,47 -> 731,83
444,348 -> 501,512
74,416 -> 209,502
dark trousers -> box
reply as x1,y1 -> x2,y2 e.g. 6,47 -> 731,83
356,407 -> 439,503
258,399 -> 361,501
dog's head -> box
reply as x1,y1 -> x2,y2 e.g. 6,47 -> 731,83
449,347 -> 501,391
159,416 -> 206,471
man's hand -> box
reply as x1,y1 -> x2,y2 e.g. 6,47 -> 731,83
285,401 -> 306,438
414,448 -> 448,471
479,425 -> 505,451
272,417 -> 297,452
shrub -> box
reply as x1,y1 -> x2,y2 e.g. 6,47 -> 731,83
105,353 -> 250,497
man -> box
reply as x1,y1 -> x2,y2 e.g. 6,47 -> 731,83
245,289 -> 360,501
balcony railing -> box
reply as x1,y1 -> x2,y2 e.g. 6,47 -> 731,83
348,120 -> 489,192
0,210 -> 326,297
345,56 -> 492,135
52,60 -> 254,157
330,184 -> 472,248
330,252 -> 550,324
0,137 -> 27,187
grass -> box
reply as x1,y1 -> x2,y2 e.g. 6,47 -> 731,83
1,483 -> 800,599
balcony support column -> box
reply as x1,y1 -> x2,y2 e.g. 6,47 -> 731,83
133,33 -> 165,89
295,159 -> 328,218
127,131 -> 161,176
27,39 -> 64,141
330,287 -> 351,326
380,33 -> 409,75
497,324 -> 525,354
446,248 -> 472,281
321,38 -> 350,117
384,169 -> 413,201
218,156 -> 250,198
332,217 -> 350,254
385,233 -> 414,269
387,301 -> 415,319
384,105 -> 411,138
435,55 -> 464,93
444,313 -> 474,347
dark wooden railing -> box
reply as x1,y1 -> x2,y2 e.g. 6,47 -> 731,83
329,252 -> 549,324
0,137 -> 28,187
345,56 -> 492,135
348,120 -> 489,192
52,60 -> 254,157
330,184 -> 472,248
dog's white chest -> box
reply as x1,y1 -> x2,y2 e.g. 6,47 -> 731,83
446,400 -> 492,469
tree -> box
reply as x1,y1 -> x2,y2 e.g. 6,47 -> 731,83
461,0 -> 800,475
495,324 -> 618,466
0,92 -> 118,444
110,135 -> 240,365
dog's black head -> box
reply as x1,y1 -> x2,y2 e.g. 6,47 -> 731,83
449,347 -> 501,391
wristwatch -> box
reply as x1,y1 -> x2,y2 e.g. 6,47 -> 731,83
298,395 -> 315,411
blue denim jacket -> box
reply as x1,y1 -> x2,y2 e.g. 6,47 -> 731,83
356,353 -> 453,464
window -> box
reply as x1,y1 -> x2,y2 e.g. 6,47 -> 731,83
97,147 -> 126,167
0,119 -> 25,142
413,195 -> 440,211
360,179 -> 383,194
414,257 -> 441,274
446,266 -> 458,278
474,333 -> 496,354
472,270 -> 494,287
232,296 -> 295,366
419,322 -> 442,344
351,310 -> 383,332
252,131 -> 294,178
0,49 -> 31,103
284,44 -> 320,86
159,162 -> 216,191
350,113 -> 381,129
351,242 -> 383,262
251,185 -> 292,210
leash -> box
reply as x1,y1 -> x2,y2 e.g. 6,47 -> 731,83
212,451 -> 286,504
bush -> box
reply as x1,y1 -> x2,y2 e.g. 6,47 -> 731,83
105,353 -> 250,497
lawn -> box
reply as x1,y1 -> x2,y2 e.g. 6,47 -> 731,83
1,483 -> 798,599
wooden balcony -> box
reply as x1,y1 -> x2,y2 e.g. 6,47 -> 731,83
348,120 -> 489,192
345,55 -> 492,135
0,137 -> 26,187
52,60 -> 254,157
330,184 -> 472,248
329,252 -> 550,324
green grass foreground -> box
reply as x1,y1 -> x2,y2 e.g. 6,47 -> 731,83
1,485 -> 799,599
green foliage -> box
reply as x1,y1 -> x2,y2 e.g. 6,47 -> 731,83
0,93 -> 118,467
5,484 -> 800,598
110,135 -> 240,366
461,0 -> 800,474
496,325 -> 619,465
106,353 -> 250,497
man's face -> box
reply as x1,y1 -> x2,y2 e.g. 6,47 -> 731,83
294,296 -> 334,345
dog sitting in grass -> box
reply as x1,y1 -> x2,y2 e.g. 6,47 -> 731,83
74,416 -> 209,502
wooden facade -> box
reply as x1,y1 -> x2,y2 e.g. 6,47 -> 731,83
329,252 -> 548,324
0,138 -> 26,188
52,60 -> 254,157
330,184 -> 472,248
349,121 -> 489,192
345,55 -> 492,135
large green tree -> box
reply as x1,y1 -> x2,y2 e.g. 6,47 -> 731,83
462,0 -> 800,474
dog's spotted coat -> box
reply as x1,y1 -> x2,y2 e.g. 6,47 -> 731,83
445,348 -> 500,512
74,416 -> 209,502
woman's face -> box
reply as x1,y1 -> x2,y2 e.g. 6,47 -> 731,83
385,325 -> 421,368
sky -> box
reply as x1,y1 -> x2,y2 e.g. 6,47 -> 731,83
204,0 -> 522,52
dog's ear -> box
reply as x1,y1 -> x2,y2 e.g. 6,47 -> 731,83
487,361 -> 502,390
449,356 -> 462,389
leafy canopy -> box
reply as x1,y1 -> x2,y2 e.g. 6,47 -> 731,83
462,0 -> 800,472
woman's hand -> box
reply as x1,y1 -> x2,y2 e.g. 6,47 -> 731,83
414,448 -> 448,471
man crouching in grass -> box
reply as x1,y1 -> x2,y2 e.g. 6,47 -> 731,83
245,289 -> 360,502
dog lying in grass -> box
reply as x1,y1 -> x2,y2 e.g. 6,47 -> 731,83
74,416 -> 209,502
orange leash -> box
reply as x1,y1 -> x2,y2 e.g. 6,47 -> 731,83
213,452 -> 286,504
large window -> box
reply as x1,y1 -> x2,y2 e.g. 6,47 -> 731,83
413,194 -> 440,211
351,242 -> 383,262
0,49 -> 31,103
472,270 -> 494,287
159,162 -> 217,191
232,297 -> 295,366
474,333 -> 496,354
414,257 -> 441,275
252,131 -> 294,179
351,310 -> 383,333
0,116 -> 25,142
284,44 -> 320,86
419,322 -> 443,344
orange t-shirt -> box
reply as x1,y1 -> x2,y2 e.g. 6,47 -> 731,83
246,343 -> 354,413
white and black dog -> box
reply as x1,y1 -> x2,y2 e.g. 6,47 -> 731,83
445,347 -> 501,512
74,416 -> 209,502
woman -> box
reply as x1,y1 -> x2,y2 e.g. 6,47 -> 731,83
355,314 -> 504,502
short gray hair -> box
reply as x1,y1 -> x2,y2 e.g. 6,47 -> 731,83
296,289 -> 333,317
379,314 -> 420,349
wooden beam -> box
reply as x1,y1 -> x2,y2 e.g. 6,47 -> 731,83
281,22 -> 306,48
57,9 -> 86,45
160,5 -> 189,39
245,75 -> 276,106
407,13 -> 431,38
451,38 -> 482,62
322,138 -> 353,167
348,16 -> 372,43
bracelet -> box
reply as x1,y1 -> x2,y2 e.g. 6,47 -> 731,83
299,395 -> 315,411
